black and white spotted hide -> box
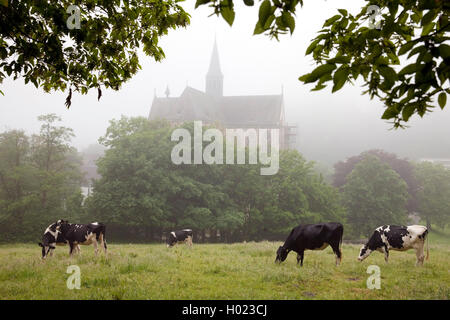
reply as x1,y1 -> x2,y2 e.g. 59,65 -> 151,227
56,220 -> 107,256
38,223 -> 81,259
358,225 -> 429,266
167,229 -> 193,248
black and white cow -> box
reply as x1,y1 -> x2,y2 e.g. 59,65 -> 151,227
56,220 -> 107,256
38,223 -> 80,259
167,229 -> 193,248
358,225 -> 429,266
276,222 -> 344,266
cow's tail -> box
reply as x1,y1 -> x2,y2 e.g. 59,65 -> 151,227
425,228 -> 429,261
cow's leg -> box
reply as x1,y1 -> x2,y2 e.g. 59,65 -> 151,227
415,244 -> 425,266
330,242 -> 342,266
98,233 -> 106,254
49,248 -> 54,257
76,244 -> 81,255
384,245 -> 389,263
298,251 -> 304,267
92,236 -> 99,256
69,242 -> 75,257
187,236 -> 193,248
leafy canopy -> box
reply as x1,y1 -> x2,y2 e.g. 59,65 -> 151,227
0,0 -> 189,106
414,161 -> 450,228
195,0 -> 450,128
341,154 -> 409,237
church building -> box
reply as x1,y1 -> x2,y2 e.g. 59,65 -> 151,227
148,41 -> 297,150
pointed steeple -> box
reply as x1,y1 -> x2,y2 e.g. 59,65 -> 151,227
165,85 -> 170,97
206,38 -> 224,97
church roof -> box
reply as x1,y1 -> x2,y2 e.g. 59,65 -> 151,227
148,40 -> 284,127
149,87 -> 283,126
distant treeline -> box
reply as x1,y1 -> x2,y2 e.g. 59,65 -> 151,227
1,115 -> 450,243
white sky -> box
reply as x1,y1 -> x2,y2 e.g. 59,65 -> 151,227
1,0 -> 449,164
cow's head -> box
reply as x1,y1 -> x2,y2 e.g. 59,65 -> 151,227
38,242 -> 56,259
275,246 -> 289,263
166,232 -> 176,248
38,223 -> 60,259
358,245 -> 372,261
55,219 -> 69,232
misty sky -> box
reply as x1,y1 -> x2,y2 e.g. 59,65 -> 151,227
1,0 -> 449,165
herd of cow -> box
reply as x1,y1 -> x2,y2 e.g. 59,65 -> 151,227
38,220 -> 429,267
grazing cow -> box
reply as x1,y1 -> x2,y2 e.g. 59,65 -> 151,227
167,229 -> 193,248
38,223 -> 80,259
56,220 -> 107,256
358,225 -> 429,266
276,222 -> 344,266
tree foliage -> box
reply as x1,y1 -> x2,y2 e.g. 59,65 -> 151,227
333,149 -> 419,212
0,0 -> 189,105
0,114 -> 84,242
87,117 -> 345,242
195,0 -> 450,128
414,161 -> 450,228
341,154 -> 409,237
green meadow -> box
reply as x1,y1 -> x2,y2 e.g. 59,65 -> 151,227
0,231 -> 448,300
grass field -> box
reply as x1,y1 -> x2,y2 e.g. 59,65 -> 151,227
0,233 -> 448,300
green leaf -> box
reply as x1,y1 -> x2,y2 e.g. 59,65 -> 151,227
398,42 -> 414,56
398,64 -> 416,76
379,65 -> 398,82
338,9 -> 348,17
382,107 -> 399,120
438,92 -> 447,109
253,22 -> 264,35
243,0 -> 254,6
439,44 -> 450,59
408,46 -> 426,59
327,56 -> 351,64
303,64 -> 337,83
421,22 -> 435,36
194,0 -> 210,9
281,12 -> 295,34
221,7 -> 235,26
311,83 -> 327,91
305,40 -> 320,55
323,15 -> 341,27
402,104 -> 416,121
259,0 -> 272,27
332,66 -> 350,93
421,9 -> 437,26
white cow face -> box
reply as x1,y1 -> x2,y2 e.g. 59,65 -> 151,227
358,245 -> 372,261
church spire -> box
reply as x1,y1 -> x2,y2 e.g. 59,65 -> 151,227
206,38 -> 224,97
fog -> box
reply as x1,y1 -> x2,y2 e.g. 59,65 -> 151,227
1,0 -> 449,165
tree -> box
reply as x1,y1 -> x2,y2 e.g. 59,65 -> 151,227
0,130 -> 39,241
414,161 -> 450,229
333,149 -> 419,212
0,115 -> 84,242
342,154 -> 409,237
195,0 -> 450,128
88,117 -> 346,242
0,1 -> 189,106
